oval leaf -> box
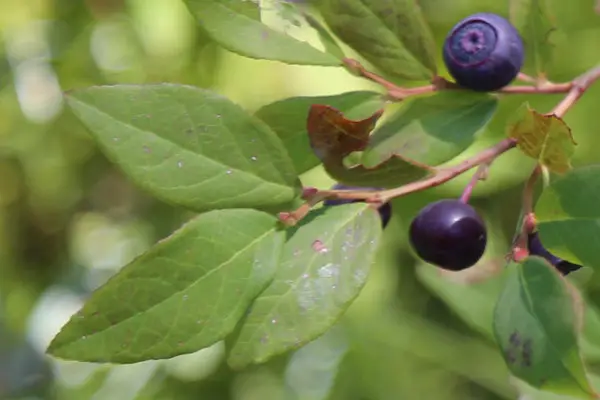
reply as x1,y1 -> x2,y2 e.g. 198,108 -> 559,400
317,0 -> 437,81
535,164 -> 600,269
47,209 -> 285,363
255,91 -> 384,174
509,0 -> 556,78
227,202 -> 382,369
363,92 -> 498,167
493,257 -> 596,398
65,84 -> 301,212
507,103 -> 576,174
183,0 -> 341,66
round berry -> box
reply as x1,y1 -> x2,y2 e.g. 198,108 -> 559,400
409,199 -> 487,270
527,232 -> 582,275
443,13 -> 524,92
324,183 -> 392,228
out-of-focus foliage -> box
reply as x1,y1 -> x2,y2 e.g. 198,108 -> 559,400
1,0 -> 600,399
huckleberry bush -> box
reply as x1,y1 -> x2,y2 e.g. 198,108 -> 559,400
48,1 -> 600,397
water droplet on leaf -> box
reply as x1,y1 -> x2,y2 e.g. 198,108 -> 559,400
312,240 -> 328,253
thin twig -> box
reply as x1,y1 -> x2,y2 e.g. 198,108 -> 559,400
343,58 -> 573,101
280,138 -> 517,225
376,138 -> 518,203
550,64 -> 600,118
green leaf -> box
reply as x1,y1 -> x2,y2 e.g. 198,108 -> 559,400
509,0 -> 556,77
47,209 -> 284,363
255,91 -> 384,174
304,13 -> 345,60
535,164 -> 600,269
493,257 -> 596,398
417,264 -> 506,339
507,103 -> 576,174
317,0 -> 437,81
183,0 -> 341,66
227,203 -> 382,369
65,84 -> 301,212
362,92 -> 497,167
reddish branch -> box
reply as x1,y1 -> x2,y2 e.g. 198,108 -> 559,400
280,61 -> 600,226
343,58 -> 573,100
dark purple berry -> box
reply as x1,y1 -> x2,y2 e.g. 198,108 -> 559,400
409,199 -> 487,270
528,232 -> 582,276
324,183 -> 392,228
443,13 -> 524,92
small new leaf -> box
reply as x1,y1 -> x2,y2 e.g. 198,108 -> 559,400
363,92 -> 497,168
509,0 -> 556,78
183,0 -> 341,66
255,91 -> 384,174
317,0 -> 437,81
493,257 -> 596,398
306,104 -> 431,188
65,84 -> 301,212
535,164 -> 600,269
48,209 -> 284,364
507,104 -> 576,174
227,203 -> 382,369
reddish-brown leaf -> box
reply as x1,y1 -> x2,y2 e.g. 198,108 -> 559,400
307,104 -> 384,162
305,104 -> 432,188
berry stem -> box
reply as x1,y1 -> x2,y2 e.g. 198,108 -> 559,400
280,138 -> 517,225
459,163 -> 489,203
550,63 -> 600,118
343,58 -> 574,101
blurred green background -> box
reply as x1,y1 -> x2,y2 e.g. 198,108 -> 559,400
1,0 -> 600,399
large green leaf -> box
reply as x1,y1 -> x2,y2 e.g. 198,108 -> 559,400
65,84 -> 301,212
317,0 -> 437,81
493,257 -> 595,398
362,92 -> 497,167
535,165 -> 600,269
183,0 -> 341,66
47,209 -> 284,363
255,91 -> 384,174
509,0 -> 556,78
227,203 -> 382,369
